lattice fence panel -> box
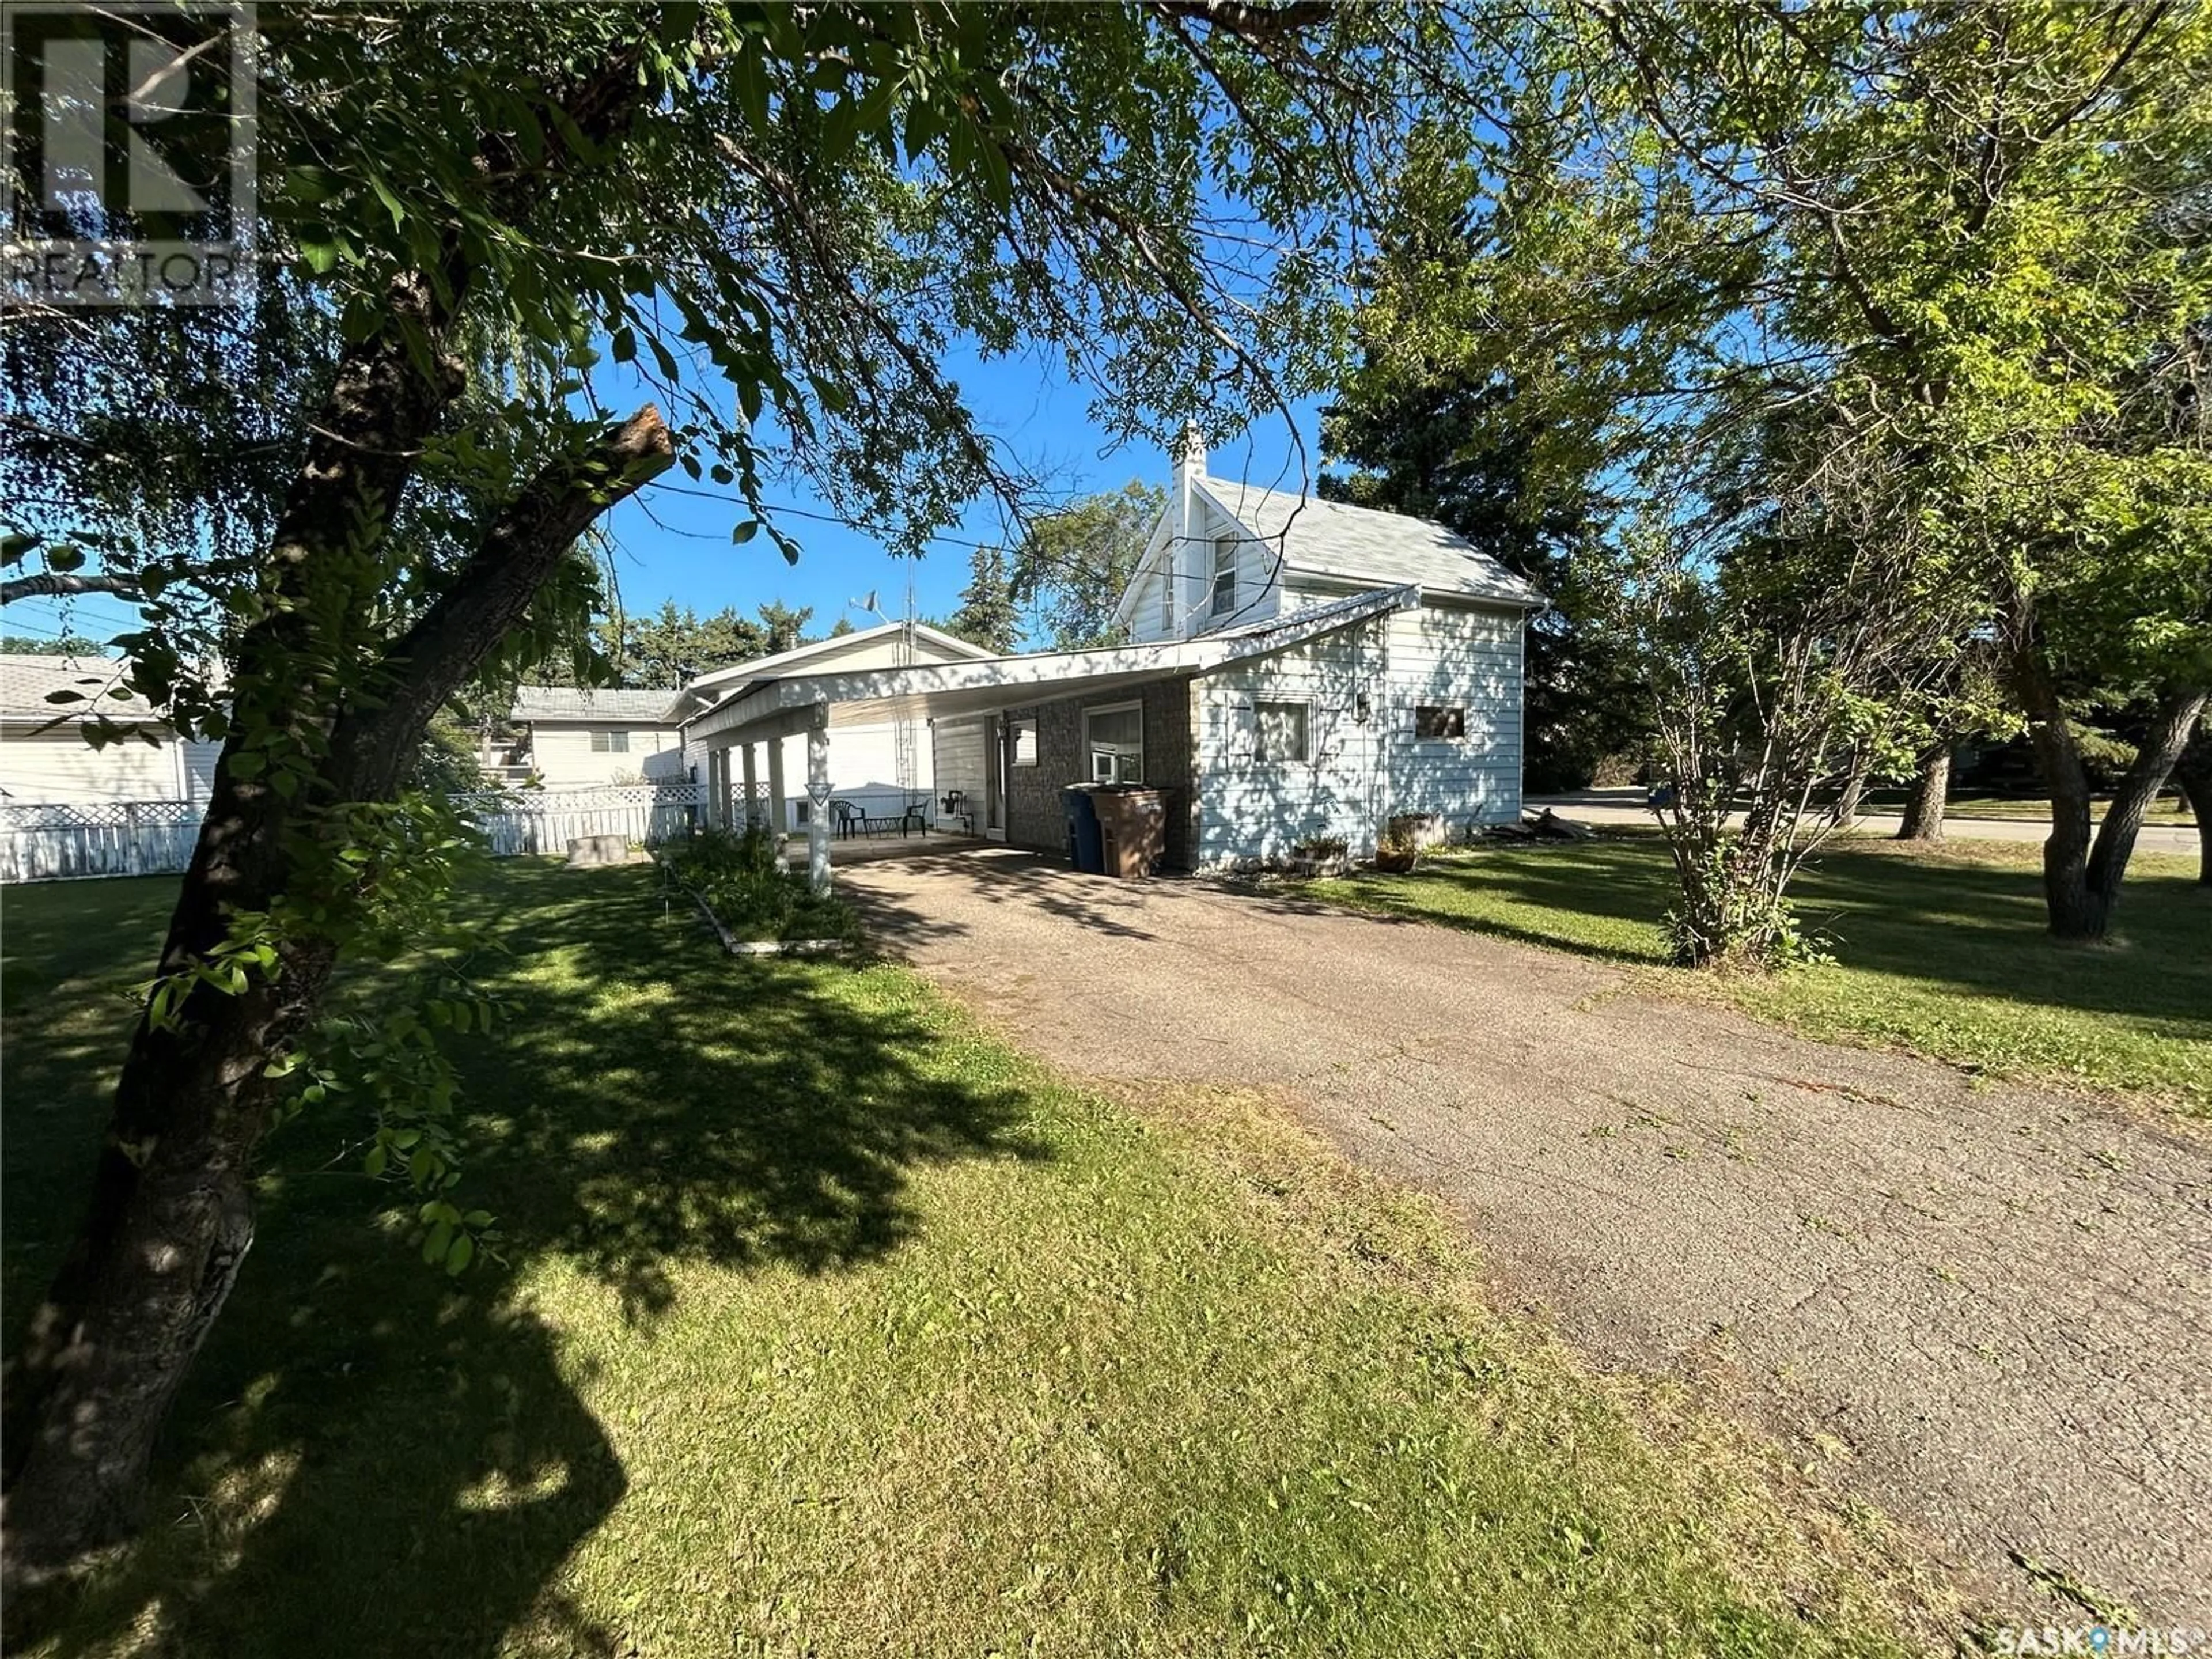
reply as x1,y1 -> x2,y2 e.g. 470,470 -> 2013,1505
1,783 -> 715,883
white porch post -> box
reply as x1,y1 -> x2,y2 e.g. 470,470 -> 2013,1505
740,741 -> 760,830
766,738 -> 789,834
703,747 -> 721,826
806,705 -> 832,896
711,747 -> 732,827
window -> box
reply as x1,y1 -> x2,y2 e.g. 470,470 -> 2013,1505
1414,705 -> 1466,740
1253,699 -> 1310,763
1210,534 -> 1238,619
589,729 -> 632,753
1085,702 -> 1144,784
1009,715 -> 1038,767
1158,553 -> 1175,634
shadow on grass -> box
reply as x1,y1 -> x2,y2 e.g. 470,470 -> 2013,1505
1290,835 -> 2210,1037
1300,842 -> 1678,968
3,860 -> 1046,1658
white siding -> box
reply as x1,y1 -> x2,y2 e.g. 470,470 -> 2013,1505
678,719 -> 934,825
180,738 -> 222,801
528,723 -> 685,789
1379,600 -> 1524,827
930,717 -> 988,825
1183,592 -> 1526,869
0,725 -> 183,803
790,719 -> 930,823
1126,494 -> 1288,645
1191,616 -> 1386,868
1123,517 -> 1178,645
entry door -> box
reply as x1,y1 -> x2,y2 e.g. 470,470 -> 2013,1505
983,714 -> 1008,838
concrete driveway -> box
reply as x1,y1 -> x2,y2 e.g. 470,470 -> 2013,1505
841,847 -> 2212,1626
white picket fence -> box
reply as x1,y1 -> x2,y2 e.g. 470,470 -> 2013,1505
450,783 -> 710,858
0,800 -> 207,883
0,783 -> 718,884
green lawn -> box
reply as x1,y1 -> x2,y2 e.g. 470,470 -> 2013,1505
1306,834 -> 2210,1108
1859,791 -> 2196,825
0,862 -> 1934,1657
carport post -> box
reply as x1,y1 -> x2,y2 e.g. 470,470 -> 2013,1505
740,741 -> 759,830
806,704 -> 832,896
766,738 -> 788,834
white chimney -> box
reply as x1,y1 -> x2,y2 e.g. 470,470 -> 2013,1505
1169,422 -> 1206,634
1173,419 -> 1206,490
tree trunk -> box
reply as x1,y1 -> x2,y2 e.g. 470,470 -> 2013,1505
2014,631 -> 2206,941
1895,745 -> 1949,842
2012,639 -> 2105,938
2082,689 -> 2207,916
2,51 -> 662,1580
1832,745 -> 1871,829
0,408 -> 671,1581
2176,726 -> 2210,886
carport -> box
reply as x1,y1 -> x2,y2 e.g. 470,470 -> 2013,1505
682,591 -> 1409,893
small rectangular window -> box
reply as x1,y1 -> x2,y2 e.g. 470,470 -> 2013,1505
1414,705 -> 1465,740
1009,715 -> 1038,767
1253,699 -> 1309,763
1211,535 -> 1238,618
590,729 -> 632,753
1085,702 -> 1144,784
1158,555 -> 1174,632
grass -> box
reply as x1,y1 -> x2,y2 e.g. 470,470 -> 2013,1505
1859,791 -> 2195,825
1304,833 -> 2210,1108
0,861 -> 1939,1658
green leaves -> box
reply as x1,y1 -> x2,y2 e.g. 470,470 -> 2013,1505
416,1200 -> 494,1275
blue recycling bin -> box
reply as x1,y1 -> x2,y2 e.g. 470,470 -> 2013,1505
1062,785 -> 1104,873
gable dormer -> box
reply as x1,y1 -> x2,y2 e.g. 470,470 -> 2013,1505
1119,427 -> 1286,643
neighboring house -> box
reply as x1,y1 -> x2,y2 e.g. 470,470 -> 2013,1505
503,622 -> 997,814
503,687 -> 689,789
680,432 -> 1541,873
669,622 -> 997,824
0,654 -> 222,805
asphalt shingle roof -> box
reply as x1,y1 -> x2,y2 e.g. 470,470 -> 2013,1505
1197,477 -> 1545,609
0,653 -> 154,721
508,685 -> 685,724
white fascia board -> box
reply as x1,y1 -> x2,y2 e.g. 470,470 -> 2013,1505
1285,563 -> 1546,613
1109,507 -> 1176,631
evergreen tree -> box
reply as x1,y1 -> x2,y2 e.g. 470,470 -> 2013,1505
945,546 -> 1021,654
1320,377 -> 1647,791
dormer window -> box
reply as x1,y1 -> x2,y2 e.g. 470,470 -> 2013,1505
1211,534 -> 1238,619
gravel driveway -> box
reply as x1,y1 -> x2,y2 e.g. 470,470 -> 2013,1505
840,846 -> 2212,1626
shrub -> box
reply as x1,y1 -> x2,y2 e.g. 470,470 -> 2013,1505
661,826 -> 858,943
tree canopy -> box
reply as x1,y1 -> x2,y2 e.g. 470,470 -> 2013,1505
596,600 -> 817,689
1007,482 -> 1166,650
1343,0 -> 2211,948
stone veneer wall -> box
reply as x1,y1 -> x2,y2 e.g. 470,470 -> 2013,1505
1003,676 -> 1197,870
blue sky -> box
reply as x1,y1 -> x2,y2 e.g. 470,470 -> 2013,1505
599,350 -> 1329,639
7,353 -> 1329,656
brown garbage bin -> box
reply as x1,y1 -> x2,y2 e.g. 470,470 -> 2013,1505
1093,786 -> 1168,878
